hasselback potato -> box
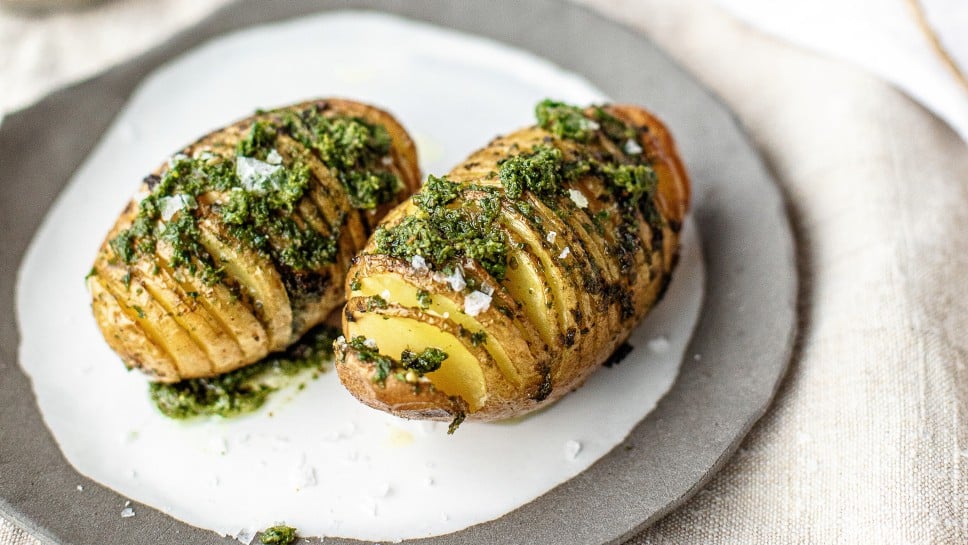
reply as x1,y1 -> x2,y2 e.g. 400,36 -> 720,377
335,100 -> 690,425
88,99 -> 420,382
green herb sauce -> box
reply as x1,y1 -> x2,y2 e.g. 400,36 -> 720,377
374,175 -> 509,281
260,525 -> 298,545
535,99 -> 599,142
149,324 -> 339,419
348,336 -> 394,385
400,346 -> 448,374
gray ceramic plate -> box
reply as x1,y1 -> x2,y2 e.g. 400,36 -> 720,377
0,1 -> 797,544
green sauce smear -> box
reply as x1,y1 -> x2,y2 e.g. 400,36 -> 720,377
260,525 -> 298,545
149,324 -> 340,419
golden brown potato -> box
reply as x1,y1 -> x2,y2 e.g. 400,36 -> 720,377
335,101 -> 690,425
89,99 -> 420,382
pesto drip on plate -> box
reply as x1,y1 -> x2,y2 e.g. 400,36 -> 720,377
149,324 -> 341,419
107,104 -> 403,289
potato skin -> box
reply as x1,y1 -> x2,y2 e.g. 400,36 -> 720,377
336,104 -> 690,422
89,99 -> 420,382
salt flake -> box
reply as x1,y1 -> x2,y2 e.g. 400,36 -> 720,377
568,189 -> 588,208
463,291 -> 492,317
120,501 -> 135,518
410,255 -> 429,271
647,336 -> 670,354
559,247 -> 571,259
265,148 -> 283,165
158,194 -> 195,221
236,156 -> 282,193
564,440 -> 582,461
433,267 -> 465,291
291,462 -> 317,490
624,139 -> 643,155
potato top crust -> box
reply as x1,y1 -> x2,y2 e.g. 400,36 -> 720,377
89,99 -> 420,382
336,100 -> 690,427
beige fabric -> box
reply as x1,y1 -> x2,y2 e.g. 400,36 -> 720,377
575,1 -> 967,543
1,0 -> 965,543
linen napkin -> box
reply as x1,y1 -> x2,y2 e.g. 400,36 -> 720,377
2,1 -> 966,544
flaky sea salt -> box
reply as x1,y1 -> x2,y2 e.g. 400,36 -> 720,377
410,255 -> 429,271
647,336 -> 670,354
233,527 -> 256,544
559,247 -> 571,259
265,148 -> 283,165
463,291 -> 492,317
564,440 -> 582,461
158,194 -> 195,221
623,139 -> 643,155
236,156 -> 282,193
167,153 -> 188,168
291,462 -> 317,490
546,231 -> 557,244
433,267 -> 465,291
568,188 -> 588,208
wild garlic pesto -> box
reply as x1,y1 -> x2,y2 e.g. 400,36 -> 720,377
108,105 -> 403,292
149,324 -> 340,419
372,99 -> 662,296
373,175 -> 509,281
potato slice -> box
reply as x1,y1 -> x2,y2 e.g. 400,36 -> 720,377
336,102 -> 691,422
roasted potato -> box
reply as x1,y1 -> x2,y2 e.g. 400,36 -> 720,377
88,99 -> 420,381
335,101 -> 690,424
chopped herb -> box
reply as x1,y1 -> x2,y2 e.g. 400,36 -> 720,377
349,279 -> 362,291
413,174 -> 461,209
131,305 -> 145,319
374,176 -> 508,281
149,325 -> 339,419
348,336 -> 394,385
498,145 -> 567,199
601,164 -> 657,206
400,347 -> 448,375
594,107 -> 636,143
448,412 -> 466,434
470,331 -> 487,346
237,120 -> 278,159
260,525 -> 298,545
416,289 -> 432,309
289,109 -> 401,210
366,294 -> 388,311
535,99 -> 599,142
